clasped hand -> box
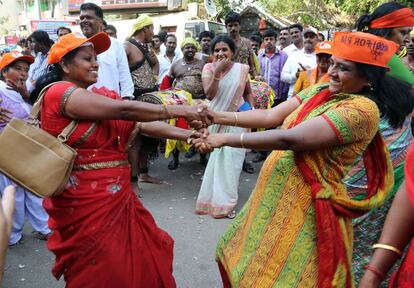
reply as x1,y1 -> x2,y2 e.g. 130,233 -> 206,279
184,102 -> 226,153
184,102 -> 213,127
0,99 -> 12,124
187,126 -> 224,155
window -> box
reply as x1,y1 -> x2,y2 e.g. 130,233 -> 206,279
208,22 -> 227,36
184,22 -> 205,39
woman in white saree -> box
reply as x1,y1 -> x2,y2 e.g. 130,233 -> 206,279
195,36 -> 253,218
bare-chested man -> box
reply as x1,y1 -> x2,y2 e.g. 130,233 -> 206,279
124,15 -> 158,98
225,11 -> 257,174
166,38 -> 207,169
123,15 -> 161,185
225,11 -> 257,79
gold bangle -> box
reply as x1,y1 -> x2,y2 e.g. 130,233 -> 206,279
213,76 -> 220,81
234,112 -> 238,127
372,244 -> 403,257
240,133 -> 245,149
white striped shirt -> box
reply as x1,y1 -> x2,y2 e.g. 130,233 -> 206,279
28,52 -> 49,83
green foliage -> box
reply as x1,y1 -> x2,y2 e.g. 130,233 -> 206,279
236,0 -> 414,29
397,0 -> 414,10
189,0 -> 255,20
215,0 -> 247,19
258,0 -> 353,28
330,0 -> 382,15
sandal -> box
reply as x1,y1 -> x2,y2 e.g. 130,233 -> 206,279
242,161 -> 254,174
253,152 -> 267,163
168,159 -> 179,170
32,231 -> 51,241
200,154 -> 208,166
9,236 -> 24,247
227,210 -> 237,219
184,148 -> 196,159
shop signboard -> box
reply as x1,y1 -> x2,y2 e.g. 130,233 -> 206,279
68,0 -> 169,12
30,20 -> 76,41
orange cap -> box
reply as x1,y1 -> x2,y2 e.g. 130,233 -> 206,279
0,51 -> 34,70
315,41 -> 333,55
48,32 -> 111,65
332,32 -> 399,68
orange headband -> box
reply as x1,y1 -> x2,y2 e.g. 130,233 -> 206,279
332,32 -> 399,68
369,8 -> 414,29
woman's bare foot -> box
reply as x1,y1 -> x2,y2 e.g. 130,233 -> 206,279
139,173 -> 163,184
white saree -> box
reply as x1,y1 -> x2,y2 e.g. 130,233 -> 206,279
195,63 -> 249,218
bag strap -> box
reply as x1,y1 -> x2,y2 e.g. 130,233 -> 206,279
57,120 -> 78,143
30,81 -> 79,144
30,81 -> 71,119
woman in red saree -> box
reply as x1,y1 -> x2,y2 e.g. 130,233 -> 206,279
360,143 -> 414,287
31,32 -> 209,287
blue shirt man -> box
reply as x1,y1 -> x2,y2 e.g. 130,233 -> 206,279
258,29 -> 289,105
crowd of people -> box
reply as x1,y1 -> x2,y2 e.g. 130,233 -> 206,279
0,1 -> 414,287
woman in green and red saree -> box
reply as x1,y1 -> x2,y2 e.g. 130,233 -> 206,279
193,32 -> 414,287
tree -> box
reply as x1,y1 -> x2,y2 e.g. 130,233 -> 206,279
258,0 -> 354,28
256,0 -> 413,29
399,0 -> 414,9
190,0 -> 256,20
333,0 -> 414,14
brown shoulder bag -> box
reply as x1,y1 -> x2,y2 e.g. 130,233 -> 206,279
0,82 -> 78,197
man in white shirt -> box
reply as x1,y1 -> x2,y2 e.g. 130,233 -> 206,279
79,3 -> 134,98
281,27 -> 319,98
158,30 -> 183,60
196,30 -> 215,62
157,34 -> 181,84
283,24 -> 304,56
26,30 -> 53,90
277,27 -> 291,51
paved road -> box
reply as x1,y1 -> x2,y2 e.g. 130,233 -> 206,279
3,152 -> 263,288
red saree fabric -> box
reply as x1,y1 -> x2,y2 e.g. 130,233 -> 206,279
405,143 -> 414,206
388,143 -> 414,287
40,82 -> 176,287
389,244 -> 414,287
